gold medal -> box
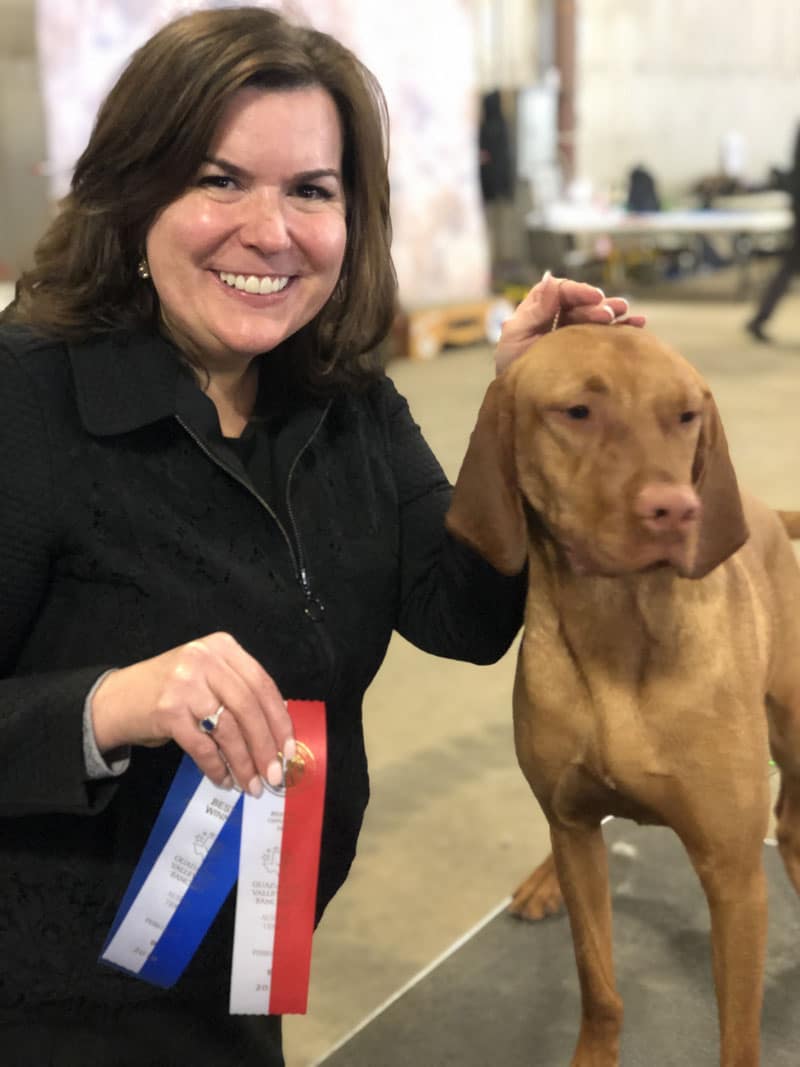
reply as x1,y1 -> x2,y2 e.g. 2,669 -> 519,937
283,741 -> 316,791
264,741 -> 317,795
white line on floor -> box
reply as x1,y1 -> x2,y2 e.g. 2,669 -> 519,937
309,895 -> 513,1066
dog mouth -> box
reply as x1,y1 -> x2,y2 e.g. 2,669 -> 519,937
562,538 -> 695,577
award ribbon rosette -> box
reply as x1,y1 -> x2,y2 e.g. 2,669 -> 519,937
100,700 -> 326,1015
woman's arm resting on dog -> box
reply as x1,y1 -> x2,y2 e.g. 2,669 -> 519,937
495,270 -> 647,375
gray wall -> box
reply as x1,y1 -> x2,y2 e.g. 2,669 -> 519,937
576,0 -> 800,201
0,0 -> 50,277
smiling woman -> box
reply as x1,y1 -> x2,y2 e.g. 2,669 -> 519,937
0,6 -> 639,1067
6,7 -> 395,393
144,85 -> 348,434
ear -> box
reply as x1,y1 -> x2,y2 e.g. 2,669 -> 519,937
689,394 -> 749,578
445,370 -> 527,575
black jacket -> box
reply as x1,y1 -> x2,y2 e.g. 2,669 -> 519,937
0,326 -> 524,1030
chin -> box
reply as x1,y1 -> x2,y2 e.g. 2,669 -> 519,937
217,331 -> 285,360
565,545 -> 695,579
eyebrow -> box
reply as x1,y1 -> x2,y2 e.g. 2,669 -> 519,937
202,155 -> 342,183
582,375 -> 610,394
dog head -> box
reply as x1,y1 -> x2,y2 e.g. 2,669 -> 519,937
445,324 -> 748,579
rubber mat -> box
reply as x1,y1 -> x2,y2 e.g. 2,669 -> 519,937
318,820 -> 800,1066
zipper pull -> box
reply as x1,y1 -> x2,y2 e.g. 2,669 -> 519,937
299,567 -> 325,621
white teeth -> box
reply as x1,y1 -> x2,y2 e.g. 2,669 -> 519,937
260,275 -> 289,294
218,271 -> 289,294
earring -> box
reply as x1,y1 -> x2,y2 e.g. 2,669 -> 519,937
137,258 -> 150,280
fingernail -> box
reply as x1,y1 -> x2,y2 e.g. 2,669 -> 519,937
602,303 -> 615,320
266,759 -> 284,788
283,737 -> 297,761
230,774 -> 243,793
247,775 -> 263,799
594,287 -> 606,299
541,268 -> 552,282
220,774 -> 234,791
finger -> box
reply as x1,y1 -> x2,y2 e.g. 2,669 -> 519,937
210,706 -> 264,796
172,719 -> 235,788
169,637 -> 275,791
554,278 -> 607,311
177,694 -> 263,797
165,635 -> 286,794
613,313 -> 647,328
194,658 -> 279,792
213,633 -> 294,768
499,272 -> 567,350
563,302 -> 617,326
516,274 -> 605,322
509,271 -> 561,325
604,297 -> 630,318
571,295 -> 644,326
564,296 -> 646,330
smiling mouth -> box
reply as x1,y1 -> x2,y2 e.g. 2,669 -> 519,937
217,271 -> 290,295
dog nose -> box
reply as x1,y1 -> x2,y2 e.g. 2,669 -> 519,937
634,484 -> 700,533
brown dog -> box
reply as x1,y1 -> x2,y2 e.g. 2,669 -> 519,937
445,324 -> 800,1066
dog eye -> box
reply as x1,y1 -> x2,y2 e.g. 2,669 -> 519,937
679,411 -> 698,424
566,405 -> 591,420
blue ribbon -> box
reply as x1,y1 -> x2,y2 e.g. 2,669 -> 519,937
100,755 -> 242,988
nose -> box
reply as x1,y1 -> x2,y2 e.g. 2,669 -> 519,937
634,484 -> 700,534
238,192 -> 292,252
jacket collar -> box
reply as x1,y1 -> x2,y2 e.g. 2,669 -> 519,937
67,328 -> 332,442
68,330 -> 184,436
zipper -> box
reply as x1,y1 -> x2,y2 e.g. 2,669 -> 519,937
175,405 -> 331,619
285,401 -> 331,620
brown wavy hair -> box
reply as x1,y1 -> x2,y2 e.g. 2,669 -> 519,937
4,6 -> 397,390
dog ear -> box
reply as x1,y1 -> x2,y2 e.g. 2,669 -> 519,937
445,370 -> 527,575
689,394 -> 749,578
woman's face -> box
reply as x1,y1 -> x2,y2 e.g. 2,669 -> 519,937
145,85 -> 347,370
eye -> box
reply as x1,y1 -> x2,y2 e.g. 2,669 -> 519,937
294,182 -> 335,201
198,174 -> 238,191
565,404 -> 591,420
679,411 -> 698,424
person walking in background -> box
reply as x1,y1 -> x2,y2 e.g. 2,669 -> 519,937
746,123 -> 800,342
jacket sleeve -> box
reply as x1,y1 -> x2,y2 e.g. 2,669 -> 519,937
380,376 -> 526,663
0,341 -> 119,816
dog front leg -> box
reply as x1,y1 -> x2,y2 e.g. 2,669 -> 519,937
683,839 -> 767,1067
773,774 -> 800,892
550,823 -> 622,1067
767,692 -> 800,894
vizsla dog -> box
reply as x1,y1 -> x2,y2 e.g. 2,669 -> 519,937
446,324 -> 800,1067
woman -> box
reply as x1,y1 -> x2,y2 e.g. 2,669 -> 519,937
0,7 -> 640,1064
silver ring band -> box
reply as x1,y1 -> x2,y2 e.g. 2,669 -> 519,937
199,704 -> 225,734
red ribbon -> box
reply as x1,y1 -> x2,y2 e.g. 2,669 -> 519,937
269,699 -> 327,1014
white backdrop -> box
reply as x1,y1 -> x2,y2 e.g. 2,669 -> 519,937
35,0 -> 490,307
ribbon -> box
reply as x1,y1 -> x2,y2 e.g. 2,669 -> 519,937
100,699 -> 326,1015
230,701 -> 327,1014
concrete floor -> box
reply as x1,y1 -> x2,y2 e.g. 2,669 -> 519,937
284,270 -> 800,1067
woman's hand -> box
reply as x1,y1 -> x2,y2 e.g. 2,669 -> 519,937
494,270 -> 646,376
91,632 -> 294,796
